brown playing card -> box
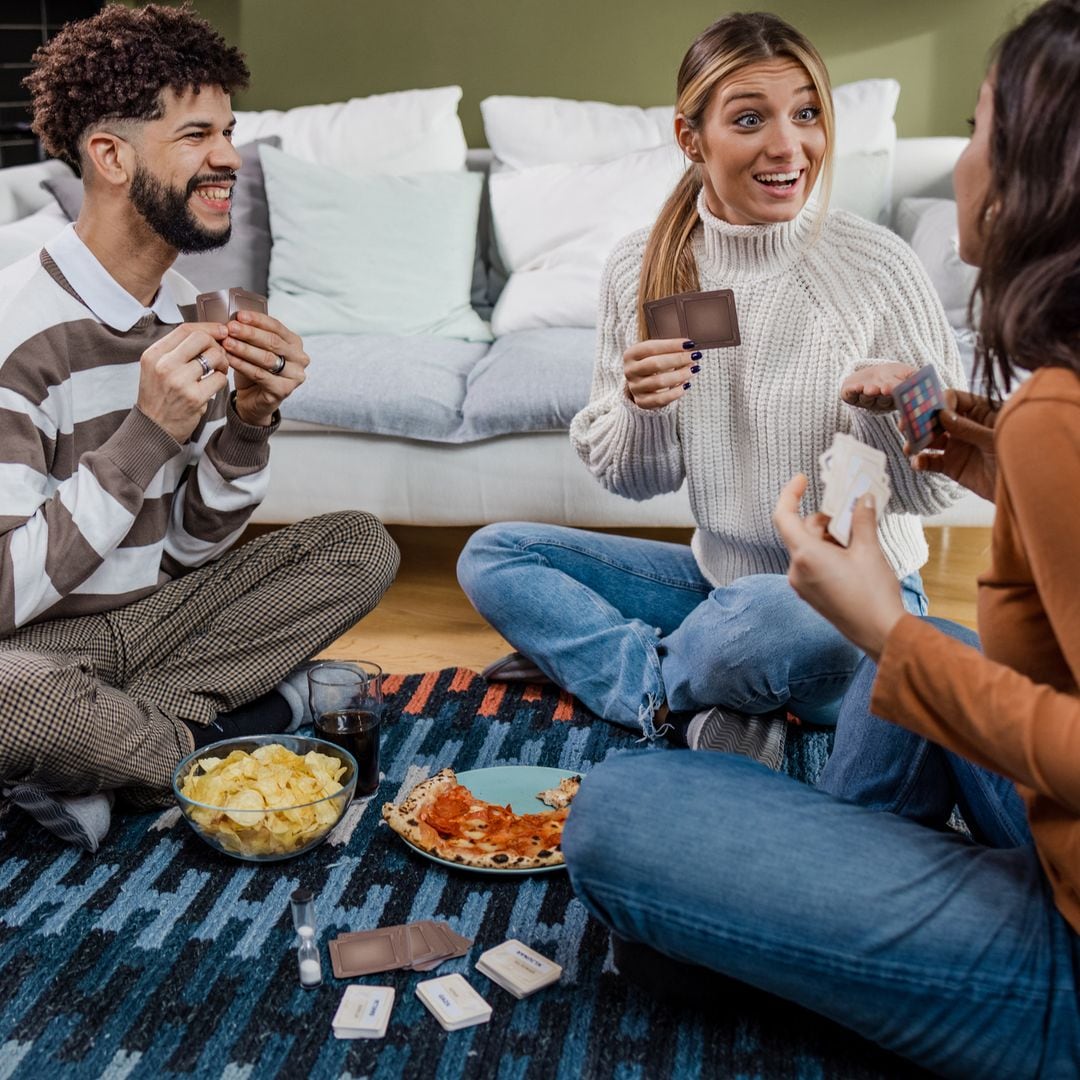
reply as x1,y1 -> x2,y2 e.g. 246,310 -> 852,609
195,289 -> 231,323
643,288 -> 740,349
329,926 -> 411,978
195,288 -> 268,323
229,287 -> 268,316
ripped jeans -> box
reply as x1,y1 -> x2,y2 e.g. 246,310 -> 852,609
457,523 -> 927,736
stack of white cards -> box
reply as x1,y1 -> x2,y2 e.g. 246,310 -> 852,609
331,985 -> 394,1040
476,939 -> 562,999
416,973 -> 492,1031
818,433 -> 890,546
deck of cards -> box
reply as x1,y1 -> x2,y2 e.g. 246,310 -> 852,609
331,985 -> 394,1040
643,288 -> 741,349
893,364 -> 947,453
329,920 -> 472,979
818,432 -> 891,546
475,939 -> 562,999
195,287 -> 267,323
416,973 -> 492,1031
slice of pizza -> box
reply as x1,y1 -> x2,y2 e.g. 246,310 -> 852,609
381,768 -> 580,870
536,775 -> 582,810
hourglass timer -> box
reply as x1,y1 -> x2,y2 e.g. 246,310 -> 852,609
290,887 -> 323,989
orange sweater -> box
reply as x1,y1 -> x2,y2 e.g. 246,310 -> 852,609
873,367 -> 1080,934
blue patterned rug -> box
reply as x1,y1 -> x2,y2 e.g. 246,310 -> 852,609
0,669 -> 928,1079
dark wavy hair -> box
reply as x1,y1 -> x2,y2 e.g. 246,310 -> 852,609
24,2 -> 249,173
973,0 -> 1080,398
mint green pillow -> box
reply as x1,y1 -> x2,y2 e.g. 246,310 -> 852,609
260,144 -> 491,341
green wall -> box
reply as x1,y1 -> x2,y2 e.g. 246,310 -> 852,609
185,0 -> 1033,144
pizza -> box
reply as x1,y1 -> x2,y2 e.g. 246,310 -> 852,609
381,768 -> 582,869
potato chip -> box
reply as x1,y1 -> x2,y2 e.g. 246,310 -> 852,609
179,743 -> 349,856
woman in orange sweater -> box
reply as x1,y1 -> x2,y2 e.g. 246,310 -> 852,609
563,2 -> 1080,1075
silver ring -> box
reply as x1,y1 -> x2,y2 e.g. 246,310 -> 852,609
272,354 -> 286,375
195,354 -> 212,380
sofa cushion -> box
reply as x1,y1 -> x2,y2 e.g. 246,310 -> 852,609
233,87 -> 467,176
280,328 -> 595,443
894,197 -> 979,331
280,332 -> 488,441
483,81 -> 901,333
41,137 -> 279,295
462,328 -> 596,439
261,145 -> 491,342
0,202 -> 68,270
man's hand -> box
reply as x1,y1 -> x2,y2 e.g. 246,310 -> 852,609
137,323 -> 230,444
909,389 -> 999,502
622,338 -> 700,409
840,362 -> 918,412
772,474 -> 907,661
222,310 -> 310,426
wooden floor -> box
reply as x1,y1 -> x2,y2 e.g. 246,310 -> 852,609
314,525 -> 992,674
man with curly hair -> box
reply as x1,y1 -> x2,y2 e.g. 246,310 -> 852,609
0,3 -> 399,850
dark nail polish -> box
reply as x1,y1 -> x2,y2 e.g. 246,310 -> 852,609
690,365 -> 701,374
683,382 -> 692,390
691,351 -> 702,361
682,340 -> 696,349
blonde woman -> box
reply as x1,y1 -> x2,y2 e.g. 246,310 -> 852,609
458,12 -> 963,755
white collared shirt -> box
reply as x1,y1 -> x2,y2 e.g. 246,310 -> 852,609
44,223 -> 185,331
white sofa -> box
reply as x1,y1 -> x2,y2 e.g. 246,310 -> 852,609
0,88 -> 992,530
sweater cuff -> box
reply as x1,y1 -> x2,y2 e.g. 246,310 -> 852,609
102,407 -> 183,489
870,613 -> 932,719
216,391 -> 277,471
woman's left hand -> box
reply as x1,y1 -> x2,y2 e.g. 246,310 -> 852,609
772,474 -> 907,660
840,362 -> 917,412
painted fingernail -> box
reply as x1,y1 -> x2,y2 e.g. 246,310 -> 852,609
690,365 -> 701,374
691,351 -> 702,361
682,340 -> 696,349
683,382 -> 692,390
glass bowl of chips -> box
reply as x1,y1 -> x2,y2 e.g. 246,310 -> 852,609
172,735 -> 357,861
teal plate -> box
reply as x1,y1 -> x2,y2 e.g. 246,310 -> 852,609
394,766 -> 582,876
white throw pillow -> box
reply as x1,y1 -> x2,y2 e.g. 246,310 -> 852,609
261,145 -> 490,341
894,197 -> 979,330
484,80 -> 900,333
234,87 -> 467,177
482,79 -> 898,167
0,202 -> 69,270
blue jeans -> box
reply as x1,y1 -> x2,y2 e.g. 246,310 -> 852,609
458,522 -> 927,735
563,619 -> 1080,1079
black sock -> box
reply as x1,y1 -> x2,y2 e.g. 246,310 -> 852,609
663,709 -> 696,747
183,690 -> 293,750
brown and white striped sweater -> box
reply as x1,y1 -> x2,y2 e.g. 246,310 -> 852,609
0,224 -> 275,635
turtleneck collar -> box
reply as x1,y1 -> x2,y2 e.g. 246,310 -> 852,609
693,188 -> 819,283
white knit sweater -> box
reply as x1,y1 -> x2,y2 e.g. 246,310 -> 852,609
570,193 -> 966,586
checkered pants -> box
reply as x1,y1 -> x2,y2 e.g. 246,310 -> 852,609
0,512 -> 399,809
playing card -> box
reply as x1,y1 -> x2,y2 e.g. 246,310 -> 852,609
194,288 -> 268,323
643,288 -> 740,348
229,287 -> 268,316
195,289 -> 231,323
893,364 -> 946,453
676,289 -> 740,348
817,431 -> 890,546
328,926 -> 412,978
642,296 -> 683,340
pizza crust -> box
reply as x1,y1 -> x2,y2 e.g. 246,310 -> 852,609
381,768 -> 574,870
536,775 -> 581,810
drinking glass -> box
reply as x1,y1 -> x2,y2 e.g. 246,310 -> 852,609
307,661 -> 383,797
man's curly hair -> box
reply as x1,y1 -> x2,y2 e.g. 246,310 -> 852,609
25,2 -> 250,171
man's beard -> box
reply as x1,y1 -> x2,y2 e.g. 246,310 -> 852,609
129,164 -> 234,253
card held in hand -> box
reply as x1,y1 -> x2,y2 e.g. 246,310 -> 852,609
893,364 -> 946,453
195,287 -> 268,323
643,288 -> 740,349
818,432 -> 891,547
